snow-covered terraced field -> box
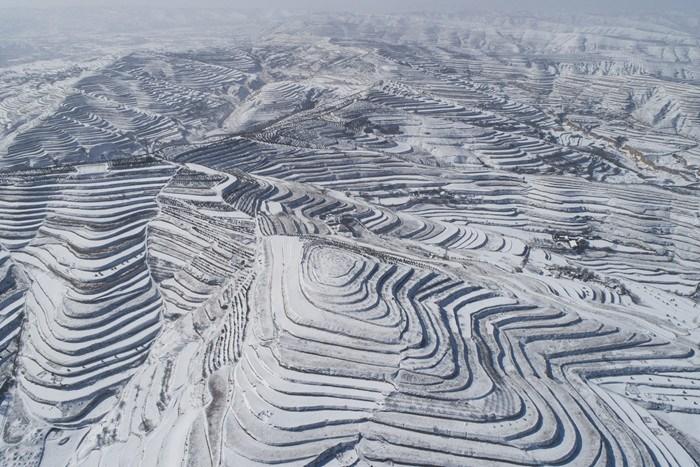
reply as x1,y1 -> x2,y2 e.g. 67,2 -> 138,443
0,10 -> 699,467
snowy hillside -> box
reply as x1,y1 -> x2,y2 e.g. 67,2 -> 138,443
0,10 -> 699,467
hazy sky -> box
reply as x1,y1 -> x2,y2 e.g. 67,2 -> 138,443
1,0 -> 698,14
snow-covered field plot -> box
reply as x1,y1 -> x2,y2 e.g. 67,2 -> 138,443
0,9 -> 699,467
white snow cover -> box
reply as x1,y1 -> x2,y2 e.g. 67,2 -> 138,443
0,10 -> 699,467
